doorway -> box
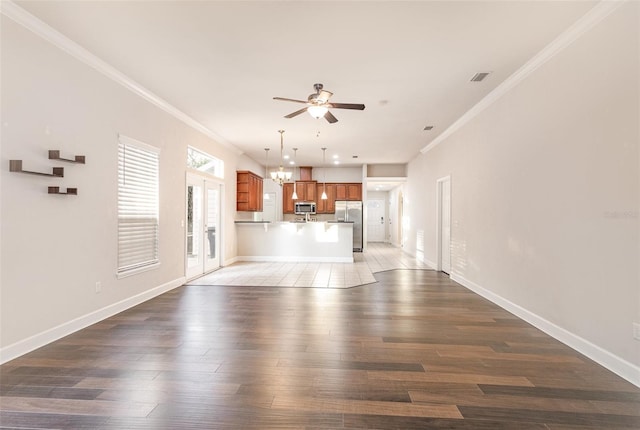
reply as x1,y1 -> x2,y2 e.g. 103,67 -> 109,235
366,198 -> 386,242
186,174 -> 222,280
437,176 -> 451,274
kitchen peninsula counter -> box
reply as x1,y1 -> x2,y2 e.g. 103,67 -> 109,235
235,221 -> 353,263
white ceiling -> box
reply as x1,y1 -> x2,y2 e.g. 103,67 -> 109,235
14,0 -> 596,168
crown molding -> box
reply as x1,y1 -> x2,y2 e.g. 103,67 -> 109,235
0,0 -> 243,155
421,0 -> 625,155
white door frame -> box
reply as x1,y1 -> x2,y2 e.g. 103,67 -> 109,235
436,175 -> 451,274
186,173 -> 224,280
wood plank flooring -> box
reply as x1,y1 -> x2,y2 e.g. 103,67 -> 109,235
1,269 -> 639,429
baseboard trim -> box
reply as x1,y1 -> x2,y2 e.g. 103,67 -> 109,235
236,255 -> 353,263
450,272 -> 640,388
224,256 -> 239,266
0,276 -> 186,364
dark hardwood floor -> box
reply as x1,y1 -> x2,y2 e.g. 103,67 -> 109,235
1,270 -> 639,429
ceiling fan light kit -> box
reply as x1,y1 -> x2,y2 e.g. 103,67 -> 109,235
274,83 -> 365,124
308,105 -> 328,119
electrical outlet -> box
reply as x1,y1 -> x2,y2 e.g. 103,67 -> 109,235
95,281 -> 102,294
633,322 -> 640,341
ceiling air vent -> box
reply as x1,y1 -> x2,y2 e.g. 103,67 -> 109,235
423,126 -> 434,131
470,72 -> 490,82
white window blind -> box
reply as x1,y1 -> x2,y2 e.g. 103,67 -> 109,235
117,135 -> 160,275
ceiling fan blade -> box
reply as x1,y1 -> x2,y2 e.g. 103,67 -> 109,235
324,110 -> 338,124
284,107 -> 308,119
317,90 -> 333,104
273,97 -> 308,104
328,102 -> 365,110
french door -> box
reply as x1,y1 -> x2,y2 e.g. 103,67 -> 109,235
186,174 -> 221,279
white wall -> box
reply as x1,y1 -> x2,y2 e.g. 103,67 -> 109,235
312,166 -> 362,183
0,15 -> 242,358
367,164 -> 407,178
404,3 -> 639,382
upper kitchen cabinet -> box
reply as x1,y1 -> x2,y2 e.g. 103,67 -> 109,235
283,180 -> 318,214
299,166 -> 313,181
236,170 -> 263,212
316,183 -> 336,214
298,181 -> 317,202
283,182 -> 295,214
335,183 -> 362,201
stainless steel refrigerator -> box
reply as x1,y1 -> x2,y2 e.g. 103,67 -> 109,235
335,201 -> 363,252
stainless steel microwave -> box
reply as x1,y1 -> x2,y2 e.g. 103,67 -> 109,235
294,202 -> 316,215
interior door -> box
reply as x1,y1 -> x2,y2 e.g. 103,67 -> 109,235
366,198 -> 386,242
186,174 -> 221,279
437,176 -> 451,274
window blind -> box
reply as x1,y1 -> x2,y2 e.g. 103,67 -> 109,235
117,135 -> 160,275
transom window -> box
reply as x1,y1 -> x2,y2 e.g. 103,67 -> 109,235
187,146 -> 223,178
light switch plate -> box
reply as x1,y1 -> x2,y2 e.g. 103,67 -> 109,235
633,322 -> 640,341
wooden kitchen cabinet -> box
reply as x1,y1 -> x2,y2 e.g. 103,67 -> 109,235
316,183 -> 336,214
335,183 -> 346,200
346,183 -> 362,200
284,181 -> 361,214
298,181 -> 317,202
283,182 -> 295,214
283,181 -> 318,214
236,170 -> 263,212
335,183 -> 362,201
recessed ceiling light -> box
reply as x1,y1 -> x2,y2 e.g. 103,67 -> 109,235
333,154 -> 339,159
334,160 -> 340,165
289,161 -> 295,165
470,72 -> 491,82
283,154 -> 290,159
423,125 -> 434,131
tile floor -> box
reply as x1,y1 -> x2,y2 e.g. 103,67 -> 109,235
187,242 -> 432,288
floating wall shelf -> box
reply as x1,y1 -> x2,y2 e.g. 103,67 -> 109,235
48,150 -> 85,164
10,160 -> 63,177
48,186 -> 78,195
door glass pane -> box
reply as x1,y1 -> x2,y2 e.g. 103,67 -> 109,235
206,188 -> 218,260
187,184 -> 202,269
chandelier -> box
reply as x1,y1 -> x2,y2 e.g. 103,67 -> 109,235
270,130 -> 292,185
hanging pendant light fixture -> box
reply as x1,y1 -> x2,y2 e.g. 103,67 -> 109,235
270,130 -> 292,186
321,147 -> 328,200
263,148 -> 270,200
291,147 -> 298,200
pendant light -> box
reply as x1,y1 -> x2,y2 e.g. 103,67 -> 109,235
291,147 -> 298,200
321,147 -> 328,200
263,148 -> 270,200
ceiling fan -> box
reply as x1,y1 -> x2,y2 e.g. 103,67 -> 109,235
273,83 -> 365,123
